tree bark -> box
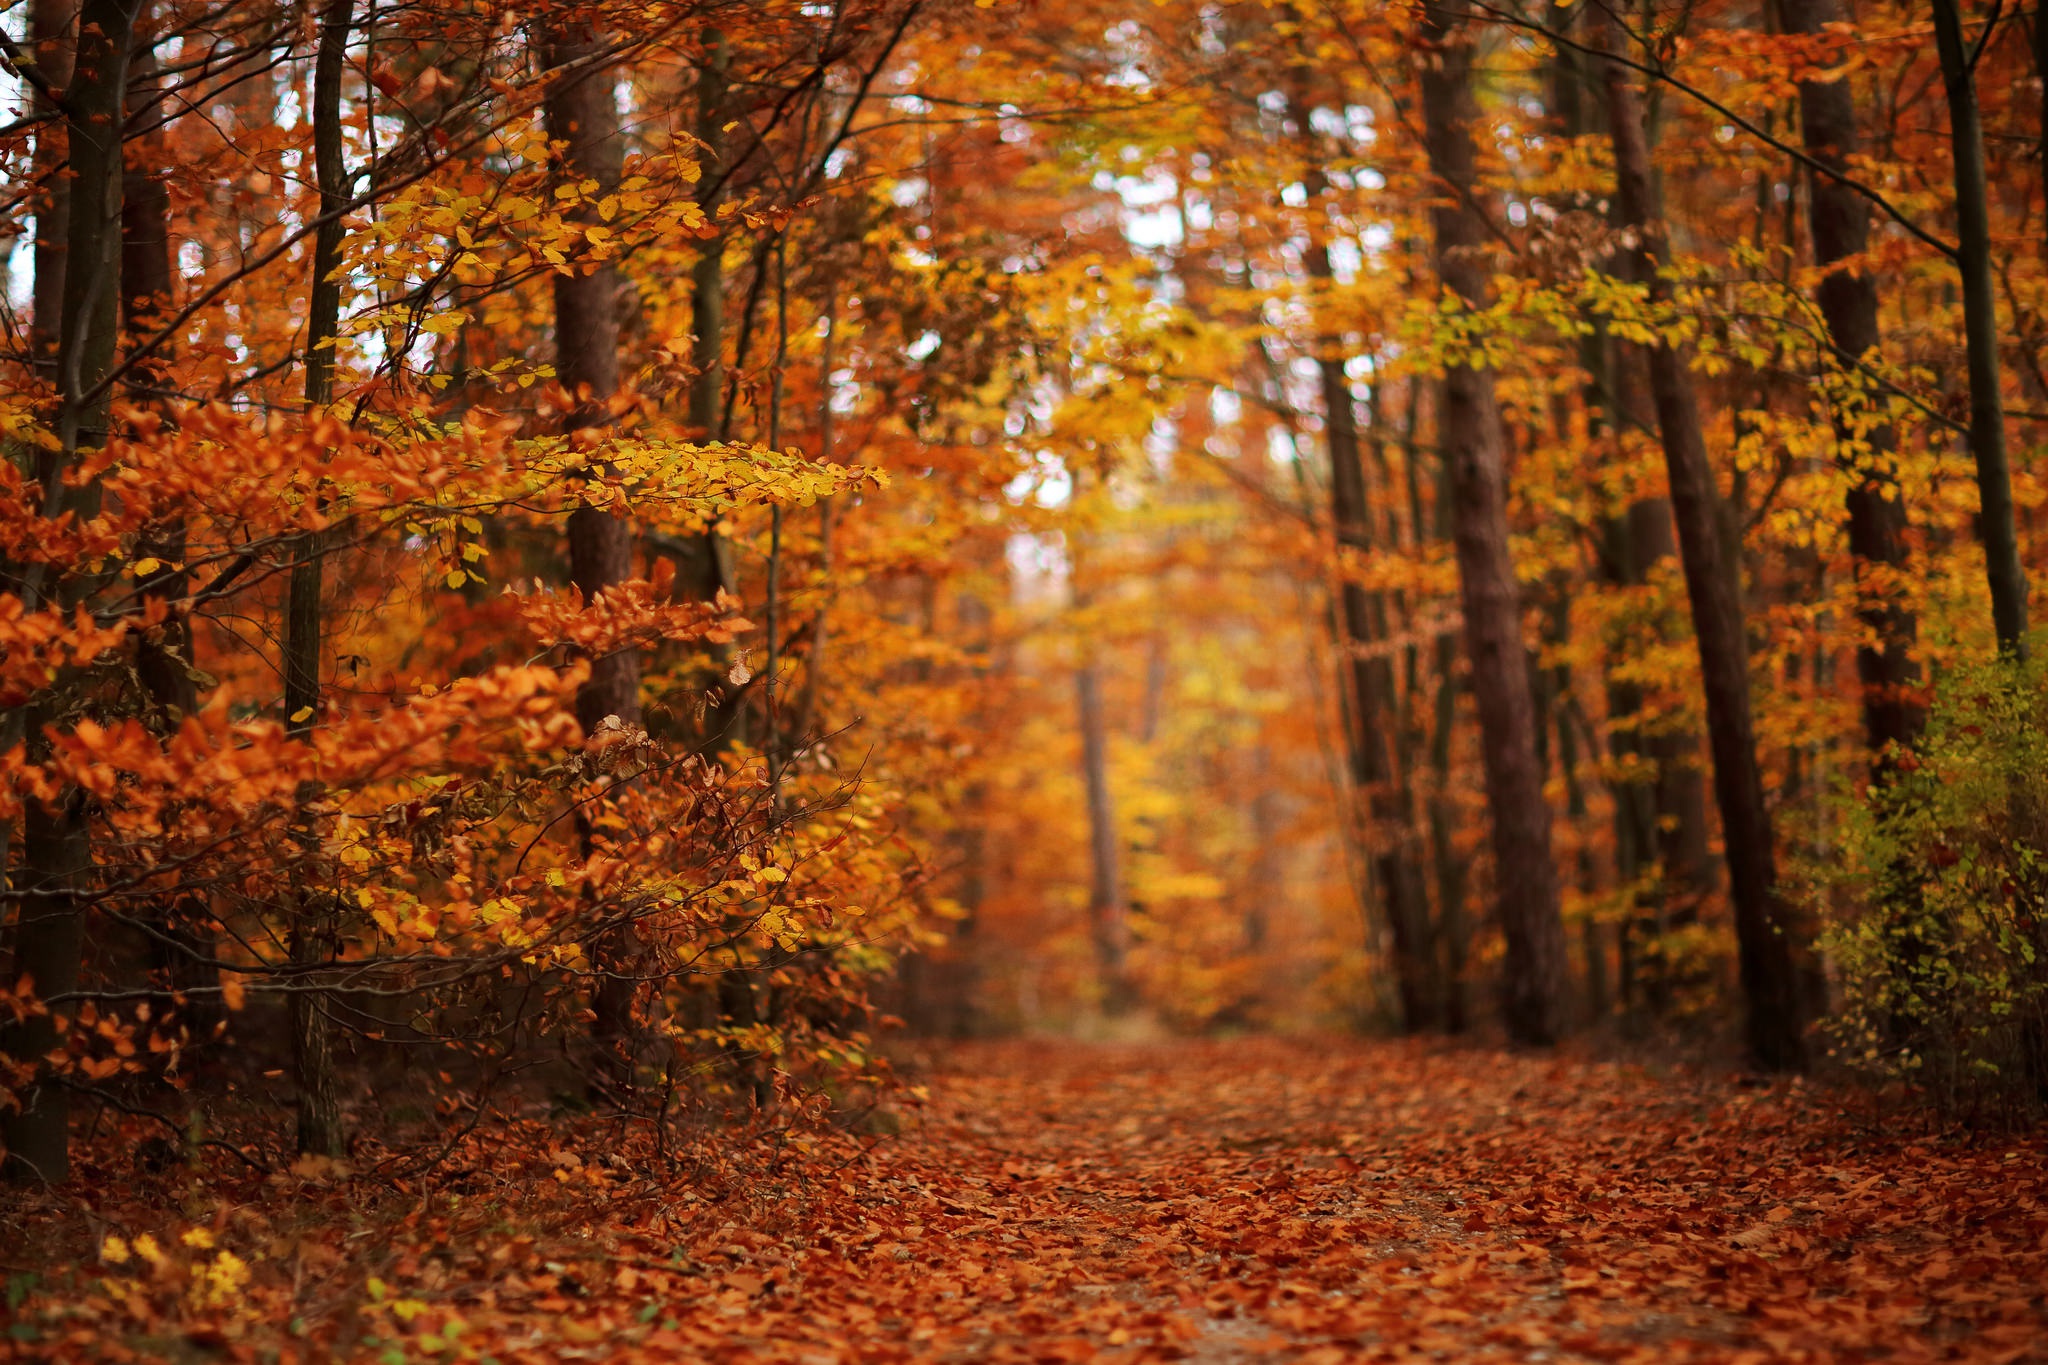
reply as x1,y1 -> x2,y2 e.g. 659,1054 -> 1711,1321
1301,194 -> 1440,1032
27,0 -> 74,387
1553,22 -> 1718,958
1783,0 -> 1922,754
547,23 -> 641,736
682,33 -> 746,753
1930,0 -> 2028,657
282,0 -> 352,1159
2,0 -> 142,1186
121,16 -> 220,1056
1598,15 -> 1806,1070
545,20 -> 642,1098
1417,0 -> 1570,1046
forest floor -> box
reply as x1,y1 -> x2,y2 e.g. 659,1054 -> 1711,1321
5,1037 -> 2048,1362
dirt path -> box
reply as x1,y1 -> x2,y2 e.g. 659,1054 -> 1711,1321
615,1038 -> 2048,1362
17,1037 -> 2048,1361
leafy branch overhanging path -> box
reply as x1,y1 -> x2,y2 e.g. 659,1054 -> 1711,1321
16,1040 -> 2048,1360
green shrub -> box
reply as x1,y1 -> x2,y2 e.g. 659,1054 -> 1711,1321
1816,651 -> 2048,1122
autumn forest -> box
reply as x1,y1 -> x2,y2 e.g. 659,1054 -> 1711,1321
2,0 -> 2047,1355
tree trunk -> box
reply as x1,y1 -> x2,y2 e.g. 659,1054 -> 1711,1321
1417,0 -> 1570,1046
2,0 -> 141,1186
1604,343 -> 1717,991
1401,377 -> 1472,1032
1287,82 -> 1442,1032
1930,0 -> 2028,657
1303,212 -> 1440,1031
1598,15 -> 1806,1070
1783,0 -> 1922,753
284,0 -> 352,1158
792,300 -> 837,752
2037,6 -> 2048,266
546,18 -> 643,1099
27,0 -> 74,387
1553,19 -> 1716,972
122,17 -> 220,1056
547,23 -> 639,734
1077,657 -> 1132,1013
683,33 -> 745,753
1,791 -> 90,1184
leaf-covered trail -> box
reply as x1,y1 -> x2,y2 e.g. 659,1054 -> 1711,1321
17,1039 -> 2048,1361
767,1039 -> 2047,1364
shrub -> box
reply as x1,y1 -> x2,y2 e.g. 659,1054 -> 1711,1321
1815,650 -> 2048,1121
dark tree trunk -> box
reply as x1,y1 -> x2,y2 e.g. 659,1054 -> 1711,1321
27,0 -> 73,387
1783,0 -> 1922,754
2,0 -> 142,1186
123,32 -> 181,667
1,792 -> 90,1184
1301,201 -> 1440,1030
122,19 -> 219,1056
1604,341 -> 1717,992
681,34 -> 745,753
1598,15 -> 1806,1070
546,21 -> 642,1099
284,0 -> 352,1159
1930,0 -> 2028,656
1417,0 -> 1571,1046
2037,7 -> 2048,266
547,23 -> 640,736
1552,21 -> 1715,973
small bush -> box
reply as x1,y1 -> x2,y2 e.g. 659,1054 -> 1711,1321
1816,651 -> 2048,1122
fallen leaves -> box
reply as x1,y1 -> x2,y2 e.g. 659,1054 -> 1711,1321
6,1038 -> 2047,1361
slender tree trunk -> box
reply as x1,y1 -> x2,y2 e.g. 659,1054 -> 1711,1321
1608,343 -> 1717,987
687,33 -> 730,453
123,31 -> 180,669
1553,21 -> 1715,968
1598,15 -> 1806,1070
792,300 -> 837,752
547,30 -> 639,734
0,0 -> 72,1181
1303,216 -> 1439,1031
1287,84 -> 1442,1031
122,17 -> 218,1055
546,17 -> 643,1099
1246,747 -> 1278,955
1330,376 -> 1438,1031
1930,0 -> 2028,656
1429,628 -> 1470,1033
1400,378 -> 1471,1032
283,0 -> 351,1158
1783,0 -> 1922,753
1076,657 -> 1132,1011
1549,645 -> 1608,1021
1417,0 -> 1570,1045
2037,9 -> 2048,266
683,33 -> 747,755
2,0 -> 142,1186
27,0 -> 74,389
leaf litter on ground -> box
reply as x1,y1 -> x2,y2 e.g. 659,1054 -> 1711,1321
5,1038 -> 2046,1362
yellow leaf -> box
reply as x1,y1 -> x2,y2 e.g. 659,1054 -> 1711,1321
132,557 -> 161,577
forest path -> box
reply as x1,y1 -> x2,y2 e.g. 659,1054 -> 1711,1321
609,1037 -> 2048,1362
30,1037 -> 2047,1360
